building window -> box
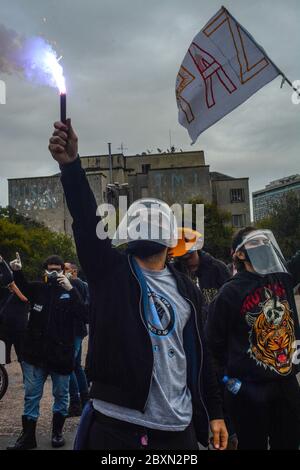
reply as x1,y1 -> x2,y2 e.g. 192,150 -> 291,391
141,187 -> 148,198
230,188 -> 245,203
232,214 -> 246,228
142,164 -> 151,174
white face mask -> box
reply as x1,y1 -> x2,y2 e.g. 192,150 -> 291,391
45,270 -> 63,280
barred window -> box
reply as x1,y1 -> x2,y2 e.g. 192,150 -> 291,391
142,164 -> 151,174
232,214 -> 246,228
230,188 -> 245,203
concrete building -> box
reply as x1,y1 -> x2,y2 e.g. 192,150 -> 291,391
8,171 -> 106,235
253,174 -> 300,222
211,172 -> 251,228
8,150 -> 251,236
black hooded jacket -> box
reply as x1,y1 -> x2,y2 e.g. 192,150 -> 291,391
196,252 -> 231,303
206,257 -> 300,382
13,271 -> 87,375
60,157 -> 223,445
0,289 -> 29,333
174,251 -> 231,323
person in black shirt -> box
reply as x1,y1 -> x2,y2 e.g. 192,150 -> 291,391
171,228 -> 236,449
7,254 -> 86,451
206,226 -> 300,450
0,289 -> 29,365
64,261 -> 90,416
0,256 -> 29,367
48,119 -> 228,451
170,228 -> 231,323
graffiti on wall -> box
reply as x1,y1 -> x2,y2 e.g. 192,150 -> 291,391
10,180 -> 61,211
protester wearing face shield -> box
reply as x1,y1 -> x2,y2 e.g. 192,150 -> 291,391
6,254 -> 87,451
48,121 -> 228,451
206,226 -> 300,450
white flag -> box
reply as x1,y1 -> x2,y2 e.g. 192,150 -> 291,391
176,6 -> 280,143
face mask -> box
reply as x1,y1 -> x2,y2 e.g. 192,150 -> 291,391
247,245 -> 274,272
127,241 -> 166,259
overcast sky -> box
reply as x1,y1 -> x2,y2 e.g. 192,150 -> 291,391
0,0 -> 299,208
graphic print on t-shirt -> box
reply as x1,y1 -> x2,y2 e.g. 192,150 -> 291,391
241,283 -> 296,376
147,289 -> 176,337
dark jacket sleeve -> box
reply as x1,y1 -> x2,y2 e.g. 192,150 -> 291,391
205,289 -> 232,372
13,271 -> 37,304
287,251 -> 300,288
70,279 -> 89,323
217,261 -> 231,285
194,287 -> 224,421
60,157 -> 123,282
0,287 -> 9,303
0,259 -> 13,287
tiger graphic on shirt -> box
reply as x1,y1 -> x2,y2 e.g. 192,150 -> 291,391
242,285 -> 296,375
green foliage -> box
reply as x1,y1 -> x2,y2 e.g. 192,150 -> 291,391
0,206 -> 44,229
0,206 -> 77,280
188,196 -> 234,262
256,192 -> 300,259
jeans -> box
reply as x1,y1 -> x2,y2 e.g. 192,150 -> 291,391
69,337 -> 88,400
22,361 -> 70,420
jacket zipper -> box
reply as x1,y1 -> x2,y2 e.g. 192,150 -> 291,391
128,256 -> 154,412
129,255 -> 210,430
184,296 -> 210,435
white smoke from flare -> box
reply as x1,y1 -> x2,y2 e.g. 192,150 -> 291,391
0,24 -> 66,93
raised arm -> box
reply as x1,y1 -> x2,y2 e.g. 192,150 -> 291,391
10,253 -> 34,303
48,120 -> 123,282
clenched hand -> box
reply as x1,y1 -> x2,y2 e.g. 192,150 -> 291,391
210,419 -> 228,450
10,252 -> 22,271
48,119 -> 78,166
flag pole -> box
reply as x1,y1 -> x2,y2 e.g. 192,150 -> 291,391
222,6 -> 300,98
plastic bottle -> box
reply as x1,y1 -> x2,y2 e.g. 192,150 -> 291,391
222,375 -> 242,395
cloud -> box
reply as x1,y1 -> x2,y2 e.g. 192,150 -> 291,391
0,0 -> 299,208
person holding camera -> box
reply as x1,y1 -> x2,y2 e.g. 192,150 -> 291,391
7,253 -> 86,450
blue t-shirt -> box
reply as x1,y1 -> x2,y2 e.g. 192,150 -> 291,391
93,265 -> 193,431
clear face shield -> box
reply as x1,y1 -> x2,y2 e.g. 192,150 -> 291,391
235,230 -> 288,275
112,198 -> 178,248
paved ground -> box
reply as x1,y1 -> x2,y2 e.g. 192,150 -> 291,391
1,297 -> 300,451
0,339 -> 88,451
0,433 -> 75,450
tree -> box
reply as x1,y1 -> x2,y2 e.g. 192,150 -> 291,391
256,192 -> 300,259
0,206 -> 77,280
0,206 -> 44,229
188,196 -> 234,262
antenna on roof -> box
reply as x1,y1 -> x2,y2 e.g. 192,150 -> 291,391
117,143 -> 128,154
169,129 -> 172,151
